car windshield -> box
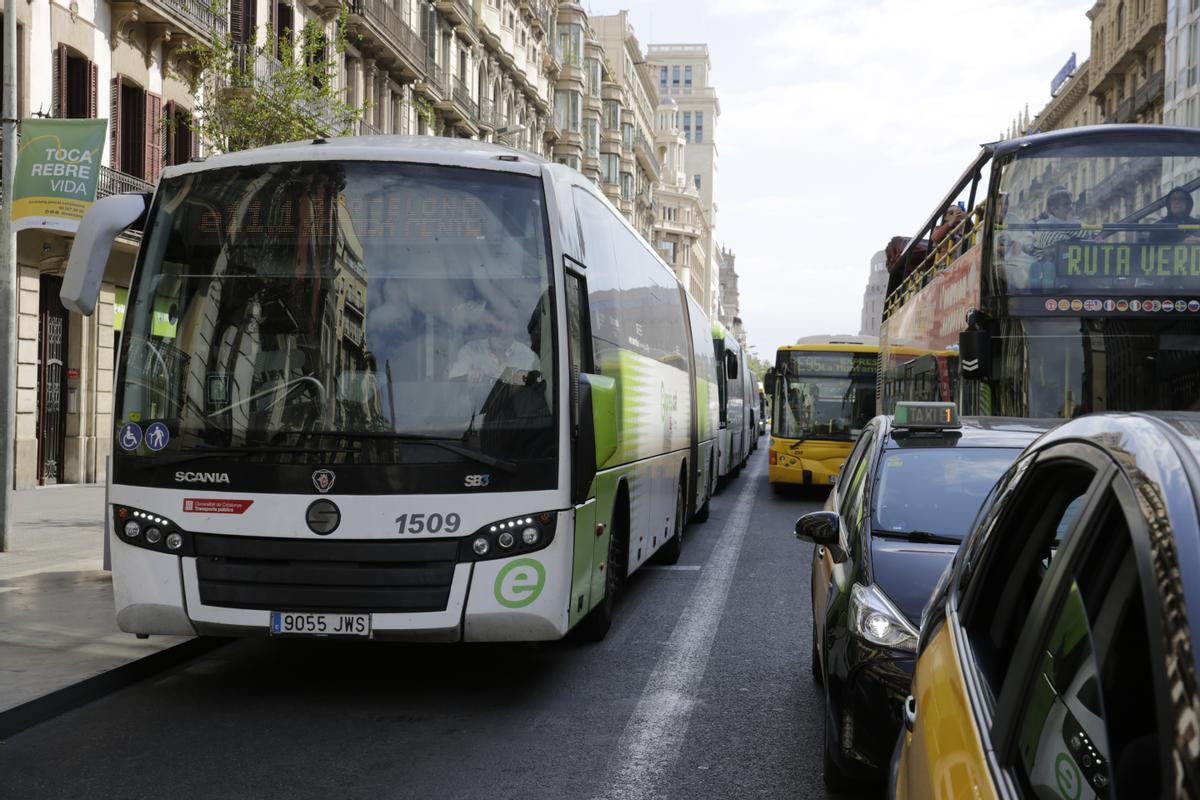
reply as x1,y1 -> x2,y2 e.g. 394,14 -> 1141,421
992,136 -> 1200,295
114,160 -> 556,467
772,350 -> 876,440
873,447 -> 1022,540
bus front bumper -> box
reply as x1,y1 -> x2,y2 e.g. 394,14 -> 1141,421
110,511 -> 577,643
768,439 -> 849,485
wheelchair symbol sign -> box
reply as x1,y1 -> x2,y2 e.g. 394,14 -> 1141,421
119,423 -> 142,451
145,422 -> 170,452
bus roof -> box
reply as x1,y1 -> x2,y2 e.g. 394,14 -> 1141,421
986,124 -> 1200,159
159,135 -> 547,182
788,334 -> 877,348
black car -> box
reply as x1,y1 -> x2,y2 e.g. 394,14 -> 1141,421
794,402 -> 1057,791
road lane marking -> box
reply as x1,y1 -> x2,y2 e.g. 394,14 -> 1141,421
641,565 -> 702,572
598,456 -> 765,800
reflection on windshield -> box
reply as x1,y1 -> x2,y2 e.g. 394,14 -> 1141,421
993,142 -> 1200,294
874,448 -> 1020,539
116,162 -> 556,466
773,351 -> 875,440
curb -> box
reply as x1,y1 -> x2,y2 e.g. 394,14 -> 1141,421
0,636 -> 228,740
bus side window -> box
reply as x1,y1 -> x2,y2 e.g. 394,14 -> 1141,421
563,268 -> 591,429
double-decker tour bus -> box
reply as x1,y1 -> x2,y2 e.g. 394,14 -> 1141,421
62,137 -> 720,642
712,322 -> 753,482
881,125 -> 1200,417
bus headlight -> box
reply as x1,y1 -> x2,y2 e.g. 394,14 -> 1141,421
123,521 -> 141,539
144,527 -> 163,544
462,512 -> 558,561
113,506 -> 192,556
848,583 -> 918,652
166,533 -> 184,551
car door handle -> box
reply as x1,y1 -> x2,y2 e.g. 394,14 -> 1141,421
903,694 -> 917,732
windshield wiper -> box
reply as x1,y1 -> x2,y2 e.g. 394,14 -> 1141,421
875,530 -> 960,546
302,430 -> 518,474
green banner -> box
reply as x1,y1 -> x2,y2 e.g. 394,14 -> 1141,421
11,118 -> 108,233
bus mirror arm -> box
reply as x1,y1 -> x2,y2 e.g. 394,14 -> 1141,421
574,373 -> 617,505
61,193 -> 150,316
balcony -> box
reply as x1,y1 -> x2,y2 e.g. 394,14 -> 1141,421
435,0 -> 478,42
113,0 -> 227,42
1134,69 -> 1164,117
99,165 -> 154,198
432,67 -> 478,131
1116,95 -> 1134,123
350,0 -> 429,79
635,130 -> 660,177
478,96 -> 497,131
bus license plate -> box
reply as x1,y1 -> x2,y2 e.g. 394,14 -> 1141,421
270,611 -> 371,637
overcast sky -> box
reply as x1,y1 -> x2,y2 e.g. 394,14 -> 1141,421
583,0 -> 1093,361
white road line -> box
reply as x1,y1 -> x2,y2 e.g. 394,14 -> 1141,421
598,456 -> 765,800
641,565 -> 702,572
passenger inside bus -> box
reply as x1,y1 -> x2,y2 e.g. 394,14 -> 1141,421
1149,187 -> 1200,245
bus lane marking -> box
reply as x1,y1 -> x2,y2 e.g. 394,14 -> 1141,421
598,456 -> 764,800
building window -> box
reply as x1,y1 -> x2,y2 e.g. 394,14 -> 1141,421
587,58 -> 602,97
54,45 -> 97,119
602,153 -> 619,185
672,65 -> 680,88
164,102 -> 198,166
585,118 -> 600,157
660,240 -> 676,263
555,89 -> 582,132
695,111 -> 704,143
621,172 -> 633,200
683,111 -> 691,143
694,174 -> 702,191
556,155 -> 582,171
685,65 -> 693,89
660,66 -> 667,91
603,99 -> 620,130
557,23 -> 582,66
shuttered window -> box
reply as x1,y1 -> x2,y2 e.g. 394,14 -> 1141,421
164,102 -> 199,167
52,44 -> 96,119
111,76 -> 160,181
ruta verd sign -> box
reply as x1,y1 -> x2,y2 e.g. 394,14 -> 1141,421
11,118 -> 108,233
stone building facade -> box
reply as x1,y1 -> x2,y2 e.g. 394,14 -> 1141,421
1,0 -> 723,487
859,250 -> 887,338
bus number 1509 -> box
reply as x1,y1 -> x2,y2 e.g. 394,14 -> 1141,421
395,513 -> 462,535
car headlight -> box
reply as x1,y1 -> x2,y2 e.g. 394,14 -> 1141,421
848,582 -> 918,652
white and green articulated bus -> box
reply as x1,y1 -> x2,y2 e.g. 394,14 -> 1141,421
712,323 -> 752,482
62,136 -> 720,642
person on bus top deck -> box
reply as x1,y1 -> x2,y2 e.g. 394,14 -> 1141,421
996,191 -> 1037,291
449,303 -> 539,386
1149,187 -> 1200,245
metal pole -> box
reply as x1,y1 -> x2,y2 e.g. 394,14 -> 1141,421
0,0 -> 18,552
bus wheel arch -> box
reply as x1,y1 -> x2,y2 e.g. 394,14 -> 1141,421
577,479 -> 630,641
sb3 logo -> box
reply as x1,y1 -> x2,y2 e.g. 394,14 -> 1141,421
464,474 -> 491,488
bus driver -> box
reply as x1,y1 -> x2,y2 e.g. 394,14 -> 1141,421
449,304 -> 540,385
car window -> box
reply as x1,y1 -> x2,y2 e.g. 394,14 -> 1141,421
873,447 -> 1021,540
1007,493 -> 1162,799
961,458 -> 1098,696
838,429 -> 874,521
956,453 -> 1037,600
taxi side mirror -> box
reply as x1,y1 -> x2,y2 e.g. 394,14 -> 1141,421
795,511 -> 839,546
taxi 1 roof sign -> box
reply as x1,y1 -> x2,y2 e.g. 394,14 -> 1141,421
894,401 -> 961,430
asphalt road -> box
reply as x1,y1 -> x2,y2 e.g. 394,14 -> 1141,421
0,446 -> 874,800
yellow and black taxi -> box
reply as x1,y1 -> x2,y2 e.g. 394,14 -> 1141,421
893,412 -> 1200,799
795,402 -> 1055,792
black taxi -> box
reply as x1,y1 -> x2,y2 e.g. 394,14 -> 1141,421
795,402 -> 1055,791
893,412 -> 1200,799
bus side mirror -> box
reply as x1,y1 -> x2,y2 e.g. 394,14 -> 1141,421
725,350 -> 739,379
574,373 -> 617,504
61,193 -> 150,316
959,328 -> 992,381
764,368 -> 776,396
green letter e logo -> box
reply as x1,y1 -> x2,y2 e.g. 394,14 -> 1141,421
494,559 -> 546,608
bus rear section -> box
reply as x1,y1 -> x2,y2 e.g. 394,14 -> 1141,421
767,338 -> 878,487
67,139 -> 711,643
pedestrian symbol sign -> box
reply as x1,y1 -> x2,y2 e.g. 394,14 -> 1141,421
119,423 -> 142,451
145,422 -> 170,452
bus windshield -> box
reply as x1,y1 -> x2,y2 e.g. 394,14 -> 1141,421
994,137 -> 1200,295
115,161 -> 557,467
773,351 -> 876,441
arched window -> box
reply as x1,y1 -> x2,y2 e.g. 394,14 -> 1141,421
1116,3 -> 1125,40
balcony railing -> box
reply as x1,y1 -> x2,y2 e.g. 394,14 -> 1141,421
479,96 -> 497,128
150,0 -> 229,37
99,165 -> 154,198
635,130 -> 661,176
352,0 -> 428,73
1134,69 -> 1165,116
452,74 -> 478,120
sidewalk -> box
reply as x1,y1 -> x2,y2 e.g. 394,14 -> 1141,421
0,485 -> 189,717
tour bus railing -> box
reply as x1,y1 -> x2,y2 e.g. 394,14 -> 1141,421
883,203 -> 985,318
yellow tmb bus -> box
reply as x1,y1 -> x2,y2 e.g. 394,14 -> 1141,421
765,336 -> 881,488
